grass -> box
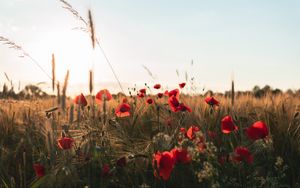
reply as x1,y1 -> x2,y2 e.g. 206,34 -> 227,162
0,92 -> 299,187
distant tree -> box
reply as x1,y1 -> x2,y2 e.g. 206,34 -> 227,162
272,88 -> 283,95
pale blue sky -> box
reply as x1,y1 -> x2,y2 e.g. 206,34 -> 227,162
0,0 -> 299,95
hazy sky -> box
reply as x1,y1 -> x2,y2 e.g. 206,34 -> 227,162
0,0 -> 299,95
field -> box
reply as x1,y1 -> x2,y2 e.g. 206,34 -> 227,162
1,1 -> 300,187
0,90 -> 300,188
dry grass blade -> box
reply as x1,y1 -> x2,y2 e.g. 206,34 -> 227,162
89,70 -> 93,94
231,80 -> 235,107
52,53 -> 56,92
57,82 -> 61,105
88,10 -> 95,49
61,70 -> 70,110
4,72 -> 10,82
59,0 -> 88,25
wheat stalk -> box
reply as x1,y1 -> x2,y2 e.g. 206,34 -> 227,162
89,70 -> 93,95
61,70 -> 70,111
88,10 -> 95,49
52,53 -> 56,92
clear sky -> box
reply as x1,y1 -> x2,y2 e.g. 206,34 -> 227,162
0,0 -> 299,95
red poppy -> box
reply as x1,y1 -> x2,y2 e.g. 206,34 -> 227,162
139,88 -> 146,94
157,93 -> 163,98
116,157 -> 127,168
152,151 -> 175,181
171,148 -> 191,164
96,89 -> 112,101
57,137 -> 74,150
168,89 -> 180,99
180,127 -> 186,134
233,147 -> 253,164
168,95 -> 180,112
186,126 -> 200,140
164,90 -> 169,96
177,103 -> 192,112
33,164 -> 45,178
101,164 -> 111,177
246,121 -> 268,141
146,98 -> 154,105
221,116 -> 238,134
74,93 -> 87,107
115,103 -> 131,117
154,84 -> 161,89
205,96 -> 219,106
137,92 -> 145,98
179,82 -> 186,89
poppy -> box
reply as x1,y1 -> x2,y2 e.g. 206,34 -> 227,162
178,103 -> 192,112
74,93 -> 87,107
246,121 -> 268,141
171,148 -> 191,164
33,164 -> 45,178
115,103 -> 131,117
96,89 -> 112,101
205,96 -> 219,106
57,137 -> 74,150
139,88 -> 146,94
154,84 -> 161,89
179,82 -> 186,89
164,90 -> 169,96
152,151 -> 175,181
233,147 -> 253,164
180,127 -> 186,134
221,116 -> 238,134
137,92 -> 145,98
146,98 -> 154,105
168,89 -> 180,99
157,93 -> 164,98
186,126 -> 200,140
116,157 -> 127,168
168,95 -> 180,112
101,164 -> 111,177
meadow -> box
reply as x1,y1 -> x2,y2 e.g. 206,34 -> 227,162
0,88 -> 300,187
1,1 -> 300,187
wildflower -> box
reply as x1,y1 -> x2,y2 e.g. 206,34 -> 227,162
33,164 -> 45,178
186,126 -> 200,140
164,90 -> 169,96
57,137 -> 74,150
168,95 -> 180,112
221,116 -> 238,134
139,88 -> 146,94
96,89 -> 112,101
179,82 -> 186,89
154,84 -> 161,89
177,103 -> 192,112
246,121 -> 268,141
101,164 -> 111,177
146,98 -> 154,105
137,92 -> 145,98
115,103 -> 131,117
157,93 -> 163,98
168,96 -> 191,113
205,96 -> 219,106
168,89 -> 180,98
233,147 -> 253,164
74,93 -> 87,107
152,151 -> 175,181
171,148 -> 191,164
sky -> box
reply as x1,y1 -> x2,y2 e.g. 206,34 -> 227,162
0,0 -> 299,95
